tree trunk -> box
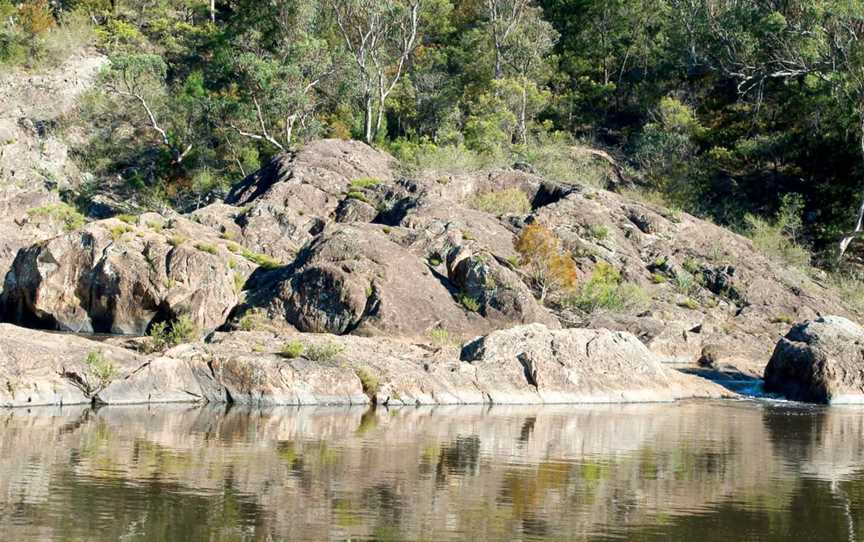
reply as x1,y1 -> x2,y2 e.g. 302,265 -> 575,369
210,0 -> 215,23
364,93 -> 374,143
518,80 -> 527,144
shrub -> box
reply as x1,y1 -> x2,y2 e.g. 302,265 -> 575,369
566,261 -> 648,315
515,223 -> 578,302
85,350 -> 117,388
305,342 -> 344,363
109,224 -> 133,240
237,308 -> 266,331
27,203 -> 86,232
587,224 -> 610,241
168,235 -> 186,247
746,214 -> 810,268
458,293 -> 482,312
356,368 -> 380,399
470,188 -> 531,215
346,190 -> 369,203
678,297 -> 699,310
389,139 -> 502,176
279,340 -> 305,359
117,214 -> 138,225
195,243 -> 218,255
428,327 -> 453,348
239,248 -> 282,269
145,315 -> 199,352
350,177 -> 382,189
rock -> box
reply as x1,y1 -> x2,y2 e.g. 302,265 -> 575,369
764,316 -> 864,403
0,323 -> 145,407
446,247 -> 559,329
2,214 -> 254,335
259,223 -> 485,337
191,139 -> 396,261
460,324 -> 729,403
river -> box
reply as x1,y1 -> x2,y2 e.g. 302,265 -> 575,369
0,400 -> 862,541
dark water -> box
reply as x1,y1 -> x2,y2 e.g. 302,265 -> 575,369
1,401 -> 863,541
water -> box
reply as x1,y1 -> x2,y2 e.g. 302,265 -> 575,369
1,401 -> 863,541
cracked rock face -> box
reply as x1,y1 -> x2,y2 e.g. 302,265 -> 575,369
1,214 -> 254,335
764,316 -> 864,403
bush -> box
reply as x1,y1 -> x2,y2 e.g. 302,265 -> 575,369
470,188 -> 531,215
145,315 -> 199,352
304,342 -> 344,363
194,242 -> 218,255
239,247 -> 282,269
279,340 -> 304,359
745,213 -> 810,270
587,224 -> 610,241
27,203 -> 86,232
356,368 -> 379,398
566,261 -> 648,315
428,327 -> 453,348
346,190 -> 369,203
515,223 -> 578,302
350,177 -> 382,189
236,308 -> 265,331
85,350 -> 117,388
514,133 -> 613,187
389,139 -> 502,176
458,293 -> 482,312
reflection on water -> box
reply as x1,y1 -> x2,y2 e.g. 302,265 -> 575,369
1,401 -> 863,541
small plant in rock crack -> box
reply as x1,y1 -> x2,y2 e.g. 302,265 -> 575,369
85,350 -> 118,389
279,340 -> 305,359
304,342 -> 345,363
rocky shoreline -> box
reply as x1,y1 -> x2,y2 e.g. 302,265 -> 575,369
1,138 -> 863,407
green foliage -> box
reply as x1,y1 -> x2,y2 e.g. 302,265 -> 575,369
428,327 -> 454,348
237,308 -> 266,331
279,340 -> 305,359
194,242 -> 218,255
239,248 -> 282,269
27,203 -> 86,232
745,194 -> 811,269
145,315 -> 199,353
109,224 -> 133,240
458,293 -> 482,313
346,191 -> 369,203
350,177 -> 382,189
567,261 -> 648,315
84,350 -> 117,388
355,368 -> 379,398
470,188 -> 531,215
587,224 -> 610,241
304,342 -> 345,363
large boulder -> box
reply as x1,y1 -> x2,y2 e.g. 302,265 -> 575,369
253,223 -> 556,338
258,223 -> 485,337
460,324 -> 727,403
764,316 -> 864,403
1,214 -> 254,335
191,139 -> 395,261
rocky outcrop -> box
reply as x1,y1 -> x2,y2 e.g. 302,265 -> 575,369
0,54 -> 107,291
0,323 -> 730,408
460,324 -> 724,403
191,139 -> 396,261
764,316 -> 864,403
1,213 -> 255,335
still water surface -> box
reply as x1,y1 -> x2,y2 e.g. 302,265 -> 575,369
1,401 -> 863,541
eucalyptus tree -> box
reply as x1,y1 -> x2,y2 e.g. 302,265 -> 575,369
328,0 -> 422,143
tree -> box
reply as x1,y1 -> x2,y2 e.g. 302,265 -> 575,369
515,223 -> 577,302
103,54 -> 194,164
328,0 -> 422,143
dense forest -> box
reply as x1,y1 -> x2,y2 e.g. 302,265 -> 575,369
4,0 -> 864,268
